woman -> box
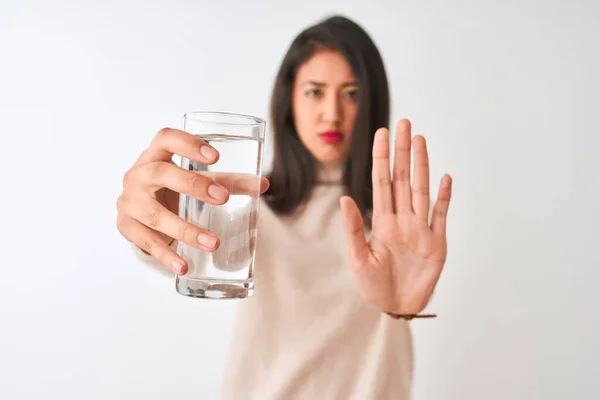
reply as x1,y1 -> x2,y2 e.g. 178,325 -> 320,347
117,15 -> 452,400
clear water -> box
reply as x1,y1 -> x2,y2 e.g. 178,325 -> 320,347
177,134 -> 263,283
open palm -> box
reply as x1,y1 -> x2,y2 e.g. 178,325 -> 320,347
340,119 -> 453,316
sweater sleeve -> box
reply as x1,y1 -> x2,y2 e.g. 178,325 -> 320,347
132,240 -> 178,278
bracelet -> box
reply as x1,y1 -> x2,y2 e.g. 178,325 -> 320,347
385,312 -> 437,320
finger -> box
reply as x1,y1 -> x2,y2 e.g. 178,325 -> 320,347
340,196 -> 370,268
431,174 -> 453,235
393,119 -> 413,213
122,196 -> 220,252
118,215 -> 188,274
412,135 -> 430,224
135,161 -> 230,205
212,173 -> 270,196
133,165 -> 269,202
135,127 -> 220,166
260,177 -> 270,194
372,128 -> 393,214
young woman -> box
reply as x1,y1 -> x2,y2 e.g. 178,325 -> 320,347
117,15 -> 452,400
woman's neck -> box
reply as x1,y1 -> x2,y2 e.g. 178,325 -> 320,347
316,162 -> 344,185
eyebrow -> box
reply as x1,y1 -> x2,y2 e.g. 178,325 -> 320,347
302,80 -> 358,88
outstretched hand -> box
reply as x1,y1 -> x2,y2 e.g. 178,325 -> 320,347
340,119 -> 452,315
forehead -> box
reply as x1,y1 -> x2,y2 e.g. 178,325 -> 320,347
295,49 -> 356,84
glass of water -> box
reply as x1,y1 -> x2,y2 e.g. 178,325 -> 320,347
175,111 -> 266,299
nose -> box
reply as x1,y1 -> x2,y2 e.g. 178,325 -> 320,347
322,92 -> 342,125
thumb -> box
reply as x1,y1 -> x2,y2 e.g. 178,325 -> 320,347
340,196 -> 370,268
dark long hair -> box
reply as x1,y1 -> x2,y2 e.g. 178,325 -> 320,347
263,15 -> 390,227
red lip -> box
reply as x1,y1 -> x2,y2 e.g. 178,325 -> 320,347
320,130 -> 344,144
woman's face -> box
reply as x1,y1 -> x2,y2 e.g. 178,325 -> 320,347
292,49 -> 358,165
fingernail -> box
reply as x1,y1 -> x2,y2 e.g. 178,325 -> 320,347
200,145 -> 218,161
208,184 -> 228,202
198,233 -> 217,248
171,260 -> 185,274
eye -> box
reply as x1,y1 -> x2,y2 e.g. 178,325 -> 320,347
306,88 -> 323,98
344,90 -> 358,101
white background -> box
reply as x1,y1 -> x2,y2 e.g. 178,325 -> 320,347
1,0 -> 599,399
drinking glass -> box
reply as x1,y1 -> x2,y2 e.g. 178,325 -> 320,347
175,111 -> 266,299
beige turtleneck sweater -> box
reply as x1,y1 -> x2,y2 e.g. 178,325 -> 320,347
134,165 -> 414,399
